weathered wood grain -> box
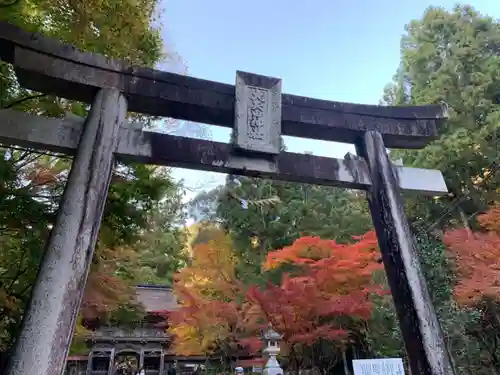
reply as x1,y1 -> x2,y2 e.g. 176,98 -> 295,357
0,21 -> 447,148
356,131 -> 456,375
4,89 -> 126,375
0,109 -> 448,194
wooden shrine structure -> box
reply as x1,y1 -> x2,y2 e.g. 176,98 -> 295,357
65,285 -> 208,375
0,21 -> 456,375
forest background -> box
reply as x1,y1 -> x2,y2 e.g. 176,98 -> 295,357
1,1 -> 500,375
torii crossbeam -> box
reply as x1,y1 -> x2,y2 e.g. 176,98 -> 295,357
0,21 -> 455,375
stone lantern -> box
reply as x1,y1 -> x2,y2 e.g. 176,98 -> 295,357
262,324 -> 283,375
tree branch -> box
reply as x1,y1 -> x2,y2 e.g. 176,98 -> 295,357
2,94 -> 46,109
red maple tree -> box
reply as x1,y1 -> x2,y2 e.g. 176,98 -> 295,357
169,284 -> 261,357
249,232 -> 385,346
444,204 -> 500,305
170,230 -> 386,363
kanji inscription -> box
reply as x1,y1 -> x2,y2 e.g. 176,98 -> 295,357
234,71 -> 282,154
247,86 -> 268,142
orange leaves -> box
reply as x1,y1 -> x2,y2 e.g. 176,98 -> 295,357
249,232 -> 385,347
169,285 -> 256,356
79,246 -> 140,320
444,204 -> 500,305
27,168 -> 59,186
265,236 -> 335,268
265,231 -> 382,295
24,158 -> 69,188
175,227 -> 238,300
170,228 -> 252,355
171,230 -> 385,355
477,204 -> 500,235
444,229 -> 500,305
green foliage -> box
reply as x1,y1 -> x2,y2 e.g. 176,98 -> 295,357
416,233 -> 482,371
0,0 -> 187,354
131,186 -> 188,286
383,5 -> 500,228
380,8 -> 500,371
3,2 -> 500,374
1,0 -> 163,65
181,7 -> 500,374
108,305 -> 147,328
189,176 -> 372,285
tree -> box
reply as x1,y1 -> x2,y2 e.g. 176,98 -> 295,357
128,180 -> 188,286
379,8 -> 500,372
169,286 -> 260,363
175,226 -> 239,300
382,5 -> 500,229
0,0 -> 187,354
169,227 -> 259,364
444,204 -> 500,306
247,232 -> 385,374
443,204 -> 500,373
189,177 -> 372,287
2,0 -> 163,65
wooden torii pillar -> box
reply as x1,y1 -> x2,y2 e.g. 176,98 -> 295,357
0,22 -> 455,375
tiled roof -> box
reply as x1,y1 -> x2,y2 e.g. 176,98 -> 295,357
134,285 -> 179,312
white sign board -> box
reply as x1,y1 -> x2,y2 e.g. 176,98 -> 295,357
352,358 -> 405,375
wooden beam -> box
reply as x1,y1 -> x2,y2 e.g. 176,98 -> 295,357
356,131 -> 456,375
4,89 -> 126,375
0,109 -> 448,195
0,21 -> 447,149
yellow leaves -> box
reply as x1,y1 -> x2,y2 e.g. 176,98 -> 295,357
170,228 -> 243,355
169,322 -> 222,356
176,226 -> 238,299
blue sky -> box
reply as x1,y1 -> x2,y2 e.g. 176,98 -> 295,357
160,0 -> 500,199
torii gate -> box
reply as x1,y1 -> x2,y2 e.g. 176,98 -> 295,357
0,21 -> 455,375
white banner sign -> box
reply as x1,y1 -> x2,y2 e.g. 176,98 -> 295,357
352,358 -> 405,375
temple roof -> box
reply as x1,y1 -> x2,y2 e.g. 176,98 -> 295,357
134,285 -> 179,312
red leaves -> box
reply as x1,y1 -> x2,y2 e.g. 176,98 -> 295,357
238,337 -> 263,356
169,285 -> 260,355
80,272 -> 132,320
444,228 -> 500,305
477,204 -> 500,235
265,232 -> 381,293
171,230 -> 385,355
248,232 -> 385,347
289,327 -> 349,345
444,204 -> 500,305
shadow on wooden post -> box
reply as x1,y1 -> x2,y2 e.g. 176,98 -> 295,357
356,131 -> 456,375
4,88 -> 127,375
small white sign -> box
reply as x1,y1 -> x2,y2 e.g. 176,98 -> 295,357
352,358 -> 405,375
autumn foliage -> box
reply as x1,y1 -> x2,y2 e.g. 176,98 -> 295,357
249,232 -> 385,346
444,204 -> 500,305
170,229 -> 385,359
169,226 -> 261,357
